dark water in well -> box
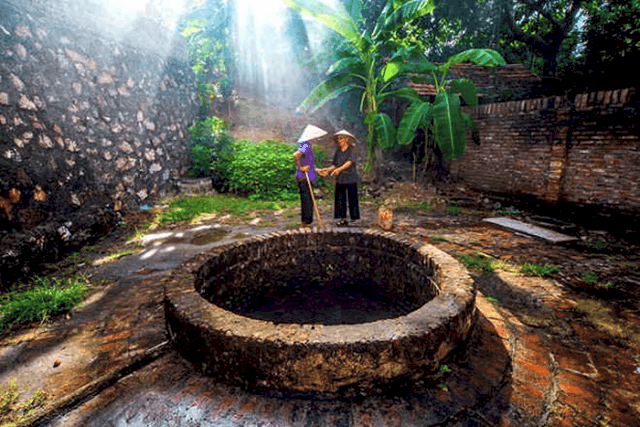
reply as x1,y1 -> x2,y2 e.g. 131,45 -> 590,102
239,279 -> 415,325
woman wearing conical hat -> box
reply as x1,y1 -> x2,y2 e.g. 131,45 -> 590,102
293,125 -> 327,228
317,130 -> 360,226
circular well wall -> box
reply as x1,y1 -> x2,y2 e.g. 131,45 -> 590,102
164,228 -> 476,394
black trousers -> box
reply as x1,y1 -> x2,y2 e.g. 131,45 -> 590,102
334,183 -> 360,220
298,180 -> 313,224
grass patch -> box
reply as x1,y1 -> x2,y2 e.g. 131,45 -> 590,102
0,275 -> 89,333
459,254 -> 511,273
429,235 -> 448,243
519,263 -> 560,276
156,195 -> 297,225
283,211 -> 298,219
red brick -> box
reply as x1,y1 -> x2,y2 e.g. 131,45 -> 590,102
518,358 -> 552,378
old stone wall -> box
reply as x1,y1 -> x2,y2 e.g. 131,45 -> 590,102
0,0 -> 197,219
0,0 -> 198,287
452,87 -> 639,214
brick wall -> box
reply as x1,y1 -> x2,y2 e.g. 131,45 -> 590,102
452,87 -> 639,213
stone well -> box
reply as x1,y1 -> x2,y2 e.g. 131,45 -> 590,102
164,229 -> 476,394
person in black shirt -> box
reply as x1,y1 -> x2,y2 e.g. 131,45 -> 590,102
317,130 -> 360,226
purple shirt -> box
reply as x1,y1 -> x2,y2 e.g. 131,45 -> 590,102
295,140 -> 316,182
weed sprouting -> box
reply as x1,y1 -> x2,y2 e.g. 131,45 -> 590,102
582,270 -> 599,285
519,263 -> 560,276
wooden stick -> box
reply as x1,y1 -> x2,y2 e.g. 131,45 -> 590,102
305,171 -> 324,228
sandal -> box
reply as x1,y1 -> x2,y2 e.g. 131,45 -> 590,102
335,219 -> 348,227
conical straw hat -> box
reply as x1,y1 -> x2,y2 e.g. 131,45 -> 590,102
333,129 -> 357,146
297,124 -> 328,142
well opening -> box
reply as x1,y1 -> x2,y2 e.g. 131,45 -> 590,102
164,229 -> 477,394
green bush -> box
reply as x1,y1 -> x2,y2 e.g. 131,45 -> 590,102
187,116 -> 235,185
227,139 -> 298,199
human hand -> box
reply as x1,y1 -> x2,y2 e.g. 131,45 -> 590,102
331,169 -> 341,177
300,165 -> 310,172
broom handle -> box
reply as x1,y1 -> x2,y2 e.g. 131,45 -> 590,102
305,171 -> 324,228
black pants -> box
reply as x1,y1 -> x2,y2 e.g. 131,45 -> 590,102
298,181 -> 313,224
334,183 -> 360,220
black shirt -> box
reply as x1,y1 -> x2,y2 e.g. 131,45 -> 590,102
332,146 -> 358,184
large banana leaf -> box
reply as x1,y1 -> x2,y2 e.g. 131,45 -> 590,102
432,92 -> 466,160
284,0 -> 362,49
397,100 -> 432,145
373,0 -> 435,39
373,112 -> 396,149
381,61 -> 403,82
450,79 -> 479,107
298,73 -> 360,113
441,48 -> 506,74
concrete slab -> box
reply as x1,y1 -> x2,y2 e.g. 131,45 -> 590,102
483,217 -> 579,244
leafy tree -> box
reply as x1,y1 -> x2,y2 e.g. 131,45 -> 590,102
285,0 -> 504,176
500,0 -> 587,78
576,0 -> 640,89
180,0 -> 236,115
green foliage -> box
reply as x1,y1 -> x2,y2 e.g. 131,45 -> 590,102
460,254 -> 498,272
582,270 -> 598,285
157,195 -> 297,225
227,139 -> 298,200
0,276 -> 89,333
459,254 -> 511,273
180,0 -> 235,109
187,116 -> 235,183
519,263 -> 560,277
588,238 -> 608,250
446,206 -> 460,215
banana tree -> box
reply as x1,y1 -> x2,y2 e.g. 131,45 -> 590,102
284,0 -> 435,173
285,0 -> 506,174
395,48 -> 506,161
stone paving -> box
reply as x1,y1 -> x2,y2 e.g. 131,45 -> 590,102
1,198 -> 639,426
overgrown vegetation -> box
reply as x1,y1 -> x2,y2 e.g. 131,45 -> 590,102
0,276 -> 89,333
186,116 -> 235,185
226,139 -> 298,199
180,0 -> 235,113
187,115 -> 328,200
